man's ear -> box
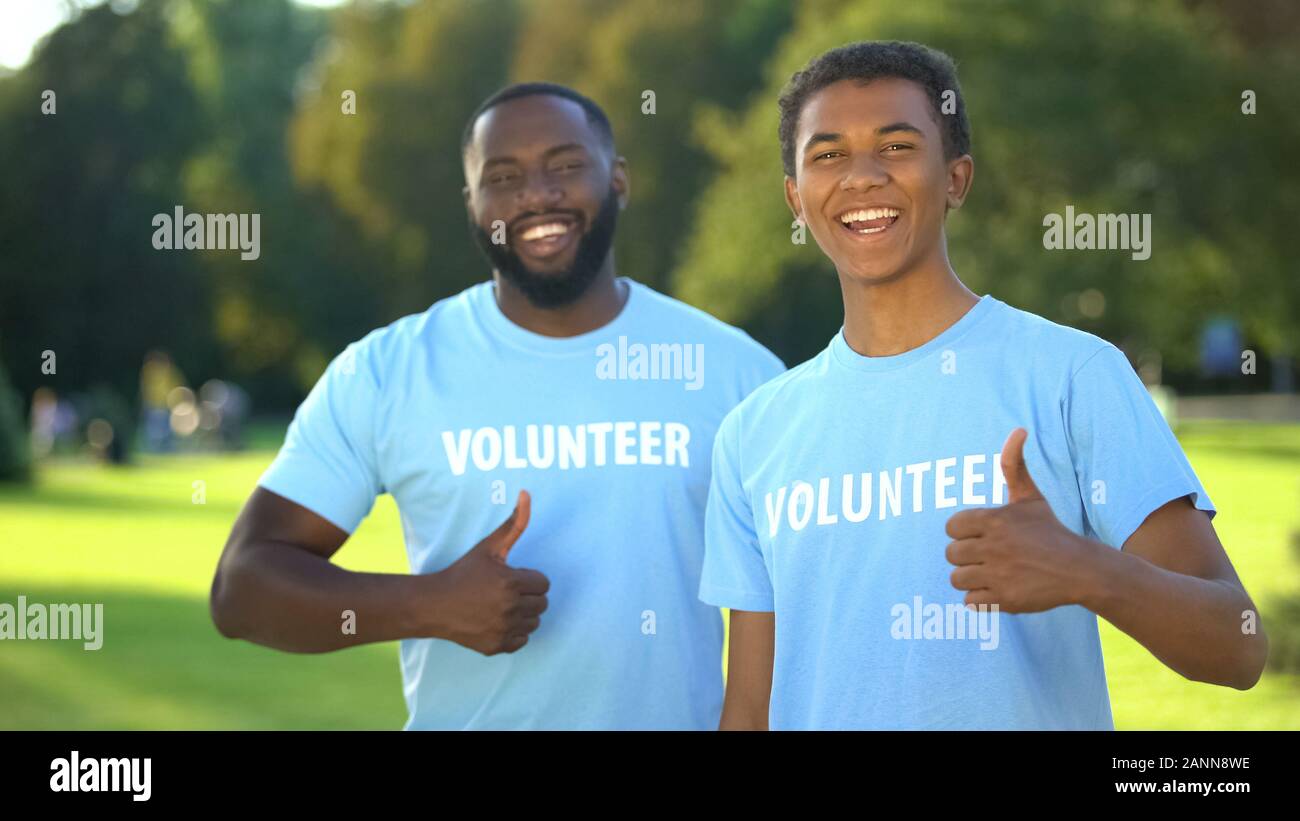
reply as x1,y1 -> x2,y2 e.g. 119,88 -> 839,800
783,175 -> 803,223
612,155 -> 630,210
462,184 -> 475,222
945,154 -> 974,211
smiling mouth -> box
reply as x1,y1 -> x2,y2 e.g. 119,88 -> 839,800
513,216 -> 580,259
838,207 -> 901,236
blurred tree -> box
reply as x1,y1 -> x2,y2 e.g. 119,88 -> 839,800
3,0 -> 1295,413
170,0 -> 376,408
0,357 -> 31,482
673,0 -> 1300,373
289,0 -> 521,332
290,0 -> 789,315
0,0 -> 210,411
511,0 -> 792,292
0,0 -> 380,411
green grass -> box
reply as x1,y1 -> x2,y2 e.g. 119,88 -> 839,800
0,447 -> 411,729
1100,420 -> 1300,729
1,420 -> 1297,729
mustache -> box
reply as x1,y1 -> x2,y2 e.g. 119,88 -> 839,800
466,187 -> 620,309
506,209 -> 585,236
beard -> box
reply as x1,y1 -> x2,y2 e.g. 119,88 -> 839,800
470,187 -> 620,309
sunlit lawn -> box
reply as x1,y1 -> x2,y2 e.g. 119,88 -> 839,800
1,420 -> 1297,729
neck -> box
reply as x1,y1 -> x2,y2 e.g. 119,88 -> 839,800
492,257 -> 627,338
839,242 -> 979,358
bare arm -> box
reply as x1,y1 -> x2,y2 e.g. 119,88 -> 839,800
947,429 -> 1267,691
719,609 -> 775,730
1078,496 -> 1268,690
209,487 -> 548,655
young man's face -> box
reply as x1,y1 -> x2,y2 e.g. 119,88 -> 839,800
784,77 -> 972,286
463,94 -> 628,307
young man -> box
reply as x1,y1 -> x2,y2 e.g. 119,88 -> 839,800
209,83 -> 783,729
701,41 -> 1268,730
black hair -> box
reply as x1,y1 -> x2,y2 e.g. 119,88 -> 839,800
777,40 -> 971,177
461,82 -> 615,156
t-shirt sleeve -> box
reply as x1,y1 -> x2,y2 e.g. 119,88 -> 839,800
721,333 -> 785,405
257,341 -> 384,534
743,344 -> 786,399
1063,344 -> 1215,550
699,408 -> 774,611
756,347 -> 787,385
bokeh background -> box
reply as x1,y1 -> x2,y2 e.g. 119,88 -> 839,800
1,0 -> 1298,728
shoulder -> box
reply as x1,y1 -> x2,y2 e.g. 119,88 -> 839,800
715,346 -> 830,440
329,282 -> 488,391
985,300 -> 1156,431
988,298 -> 1119,377
627,279 -> 784,371
353,282 -> 486,355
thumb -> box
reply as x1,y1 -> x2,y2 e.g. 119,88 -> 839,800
1000,428 -> 1044,504
480,490 -> 531,562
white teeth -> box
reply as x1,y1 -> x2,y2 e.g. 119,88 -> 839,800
839,207 -> 900,224
520,222 -> 570,241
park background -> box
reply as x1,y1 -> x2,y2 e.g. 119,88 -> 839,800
1,0 -> 1299,728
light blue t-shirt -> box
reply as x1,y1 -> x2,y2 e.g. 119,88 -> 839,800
700,295 -> 1215,730
259,277 -> 783,729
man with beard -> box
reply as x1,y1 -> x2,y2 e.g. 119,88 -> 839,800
209,83 -> 784,729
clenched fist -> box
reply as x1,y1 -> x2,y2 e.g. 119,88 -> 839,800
423,490 -> 551,655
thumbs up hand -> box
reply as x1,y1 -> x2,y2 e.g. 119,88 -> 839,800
424,490 -> 551,655
999,427 -> 1046,505
478,488 -> 533,563
944,429 -> 1097,614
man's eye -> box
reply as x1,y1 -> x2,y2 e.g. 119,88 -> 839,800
814,151 -> 842,161
883,144 -> 912,152
487,173 -> 518,185
552,161 -> 584,173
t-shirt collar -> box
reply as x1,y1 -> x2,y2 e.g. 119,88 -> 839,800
829,294 -> 1000,373
476,275 -> 639,356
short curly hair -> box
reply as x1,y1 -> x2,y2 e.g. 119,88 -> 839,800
777,41 -> 971,177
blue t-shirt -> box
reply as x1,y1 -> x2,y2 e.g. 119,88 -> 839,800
260,277 -> 784,729
700,295 -> 1214,730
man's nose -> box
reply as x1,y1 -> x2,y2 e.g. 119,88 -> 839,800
840,153 -> 889,192
516,169 -> 564,213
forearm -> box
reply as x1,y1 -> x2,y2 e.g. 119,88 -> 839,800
719,609 -> 775,729
1076,541 -> 1268,689
719,692 -> 769,730
210,539 -> 432,653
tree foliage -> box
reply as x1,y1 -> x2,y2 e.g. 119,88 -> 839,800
673,0 -> 1300,371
